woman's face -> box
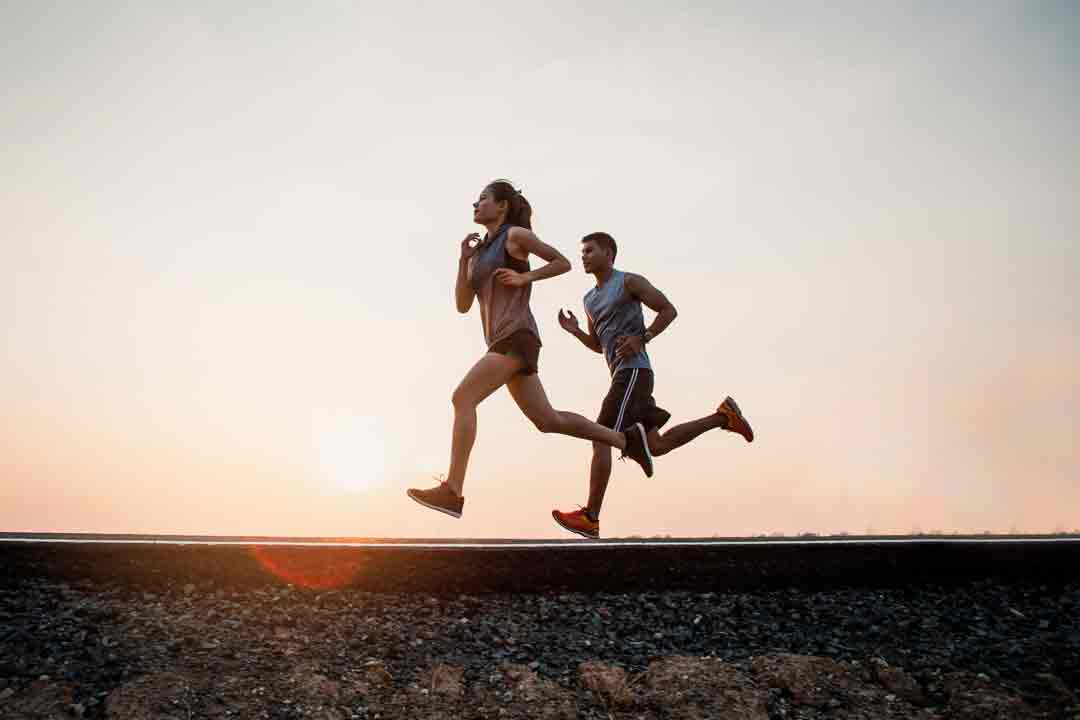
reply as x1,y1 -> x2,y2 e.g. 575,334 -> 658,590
472,187 -> 506,225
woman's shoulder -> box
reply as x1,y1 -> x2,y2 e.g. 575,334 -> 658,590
506,225 -> 537,241
505,225 -> 539,256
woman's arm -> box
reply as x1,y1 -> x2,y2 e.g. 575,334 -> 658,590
494,227 -> 571,287
455,233 -> 480,313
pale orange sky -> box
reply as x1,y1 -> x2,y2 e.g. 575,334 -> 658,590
2,2 -> 1078,537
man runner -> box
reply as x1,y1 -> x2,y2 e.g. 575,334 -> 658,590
552,231 -> 754,538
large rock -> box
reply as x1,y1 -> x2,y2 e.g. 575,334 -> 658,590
357,660 -> 395,692
430,664 -> 464,697
942,672 -> 1044,720
644,656 -> 769,719
470,663 -> 577,720
873,662 -> 926,706
751,654 -> 938,720
578,661 -> 633,708
751,653 -> 850,707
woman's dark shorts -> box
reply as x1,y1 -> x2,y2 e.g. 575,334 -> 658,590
597,368 -> 671,432
489,329 -> 541,376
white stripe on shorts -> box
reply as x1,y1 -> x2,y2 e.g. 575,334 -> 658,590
614,368 -> 639,432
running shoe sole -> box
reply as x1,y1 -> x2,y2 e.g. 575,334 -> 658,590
551,510 -> 599,540
632,421 -> 654,477
406,489 -> 462,518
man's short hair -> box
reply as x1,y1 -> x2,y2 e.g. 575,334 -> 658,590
582,232 -> 617,261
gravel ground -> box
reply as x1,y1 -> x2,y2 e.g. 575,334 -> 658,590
2,577 -> 1078,718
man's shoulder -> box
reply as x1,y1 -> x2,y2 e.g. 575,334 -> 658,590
622,270 -> 654,297
618,270 -> 641,293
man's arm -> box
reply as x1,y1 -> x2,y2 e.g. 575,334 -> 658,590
615,273 -> 678,359
558,308 -> 602,353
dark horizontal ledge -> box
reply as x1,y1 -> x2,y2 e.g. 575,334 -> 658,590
2,535 -> 1077,593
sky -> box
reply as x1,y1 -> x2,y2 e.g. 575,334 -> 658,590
1,1 -> 1077,538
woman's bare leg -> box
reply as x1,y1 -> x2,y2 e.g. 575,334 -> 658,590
506,374 -> 627,450
446,353 -> 523,496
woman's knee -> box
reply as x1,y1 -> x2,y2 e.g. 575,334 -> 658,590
451,384 -> 478,411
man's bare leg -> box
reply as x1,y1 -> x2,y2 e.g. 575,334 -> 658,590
648,398 -> 753,456
586,442 -> 613,517
649,414 -> 726,456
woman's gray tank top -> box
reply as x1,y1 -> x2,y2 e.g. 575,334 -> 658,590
583,269 -> 651,376
468,224 -> 541,348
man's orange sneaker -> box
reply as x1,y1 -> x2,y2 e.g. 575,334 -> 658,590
718,396 -> 754,442
552,508 -> 599,539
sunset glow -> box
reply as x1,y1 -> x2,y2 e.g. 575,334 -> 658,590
1,2 -> 1077,538
311,414 -> 396,495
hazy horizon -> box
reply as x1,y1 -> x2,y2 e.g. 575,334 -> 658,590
2,1 -> 1077,538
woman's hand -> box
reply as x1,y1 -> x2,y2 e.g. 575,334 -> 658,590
460,233 -> 481,262
494,268 -> 530,287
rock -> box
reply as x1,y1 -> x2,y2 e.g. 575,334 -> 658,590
473,664 -> 577,719
105,672 -> 193,719
362,662 -> 394,689
751,654 -> 850,708
874,664 -> 927,705
943,671 -> 1044,720
3,575 -> 1079,719
578,661 -> 633,708
645,656 -> 769,719
430,664 -> 463,697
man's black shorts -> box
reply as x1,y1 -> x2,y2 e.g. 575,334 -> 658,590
597,368 -> 671,432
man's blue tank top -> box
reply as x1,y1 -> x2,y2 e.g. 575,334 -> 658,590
583,269 -> 651,376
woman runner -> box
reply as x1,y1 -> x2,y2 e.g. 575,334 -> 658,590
407,180 -> 652,518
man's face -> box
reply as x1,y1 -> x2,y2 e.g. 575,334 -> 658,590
580,240 -> 612,274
